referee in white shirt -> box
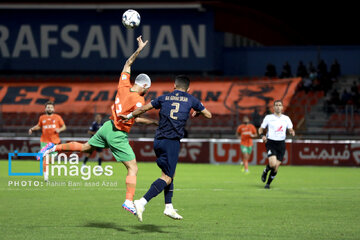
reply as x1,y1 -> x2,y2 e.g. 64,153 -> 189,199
258,100 -> 295,189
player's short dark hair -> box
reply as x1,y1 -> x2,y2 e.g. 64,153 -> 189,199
274,100 -> 283,105
45,101 -> 54,107
175,75 -> 190,90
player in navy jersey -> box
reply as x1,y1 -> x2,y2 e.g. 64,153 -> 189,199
82,114 -> 103,168
258,100 -> 295,189
121,75 -> 212,222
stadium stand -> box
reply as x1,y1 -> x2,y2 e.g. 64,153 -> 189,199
0,74 -> 358,139
286,90 -> 325,129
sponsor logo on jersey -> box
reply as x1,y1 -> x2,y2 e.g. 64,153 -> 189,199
276,126 -> 283,132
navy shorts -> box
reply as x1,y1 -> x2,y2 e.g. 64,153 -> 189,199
154,138 -> 180,178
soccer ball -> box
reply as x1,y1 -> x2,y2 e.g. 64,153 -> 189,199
122,9 -> 141,29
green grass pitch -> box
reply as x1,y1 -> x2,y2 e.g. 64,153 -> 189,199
0,161 -> 359,240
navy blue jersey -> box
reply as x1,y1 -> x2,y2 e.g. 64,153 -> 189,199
89,121 -> 102,134
151,90 -> 205,139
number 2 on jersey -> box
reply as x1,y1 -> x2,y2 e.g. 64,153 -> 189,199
170,102 -> 180,120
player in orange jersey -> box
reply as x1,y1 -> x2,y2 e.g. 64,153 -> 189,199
28,101 -> 66,181
38,36 -> 157,216
236,116 -> 257,174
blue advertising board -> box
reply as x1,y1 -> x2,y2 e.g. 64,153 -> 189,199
0,8 -> 215,72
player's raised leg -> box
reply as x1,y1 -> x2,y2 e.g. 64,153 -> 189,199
135,138 -> 182,222
39,141 -> 90,159
121,159 -> 138,215
134,172 -> 170,222
37,142 -> 54,160
163,180 -> 183,220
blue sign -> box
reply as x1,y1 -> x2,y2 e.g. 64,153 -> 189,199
8,151 -> 43,176
0,9 -> 215,72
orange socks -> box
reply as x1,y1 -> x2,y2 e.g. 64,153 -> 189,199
55,142 -> 83,152
125,176 -> 137,201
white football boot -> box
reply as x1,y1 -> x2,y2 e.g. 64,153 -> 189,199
164,208 -> 183,220
134,200 -> 145,222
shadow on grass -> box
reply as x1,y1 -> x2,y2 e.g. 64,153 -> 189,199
83,222 -> 176,234
131,224 -> 174,234
83,222 -> 126,232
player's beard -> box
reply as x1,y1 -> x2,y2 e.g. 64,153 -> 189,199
140,88 -> 149,96
46,110 -> 54,115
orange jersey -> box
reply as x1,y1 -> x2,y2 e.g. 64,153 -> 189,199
110,72 -> 145,133
38,114 -> 65,144
236,123 -> 257,147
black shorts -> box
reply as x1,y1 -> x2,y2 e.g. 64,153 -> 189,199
95,147 -> 103,153
153,138 -> 180,178
265,139 -> 286,161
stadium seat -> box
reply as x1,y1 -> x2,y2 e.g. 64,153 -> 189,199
297,90 -> 305,99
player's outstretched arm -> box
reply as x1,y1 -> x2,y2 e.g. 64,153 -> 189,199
135,117 -> 159,126
28,124 -> 41,135
202,109 -> 212,118
192,108 -> 212,119
119,102 -> 154,121
131,102 -> 154,118
122,36 -> 148,73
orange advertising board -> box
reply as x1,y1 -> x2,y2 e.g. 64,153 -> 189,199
0,78 -> 301,115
